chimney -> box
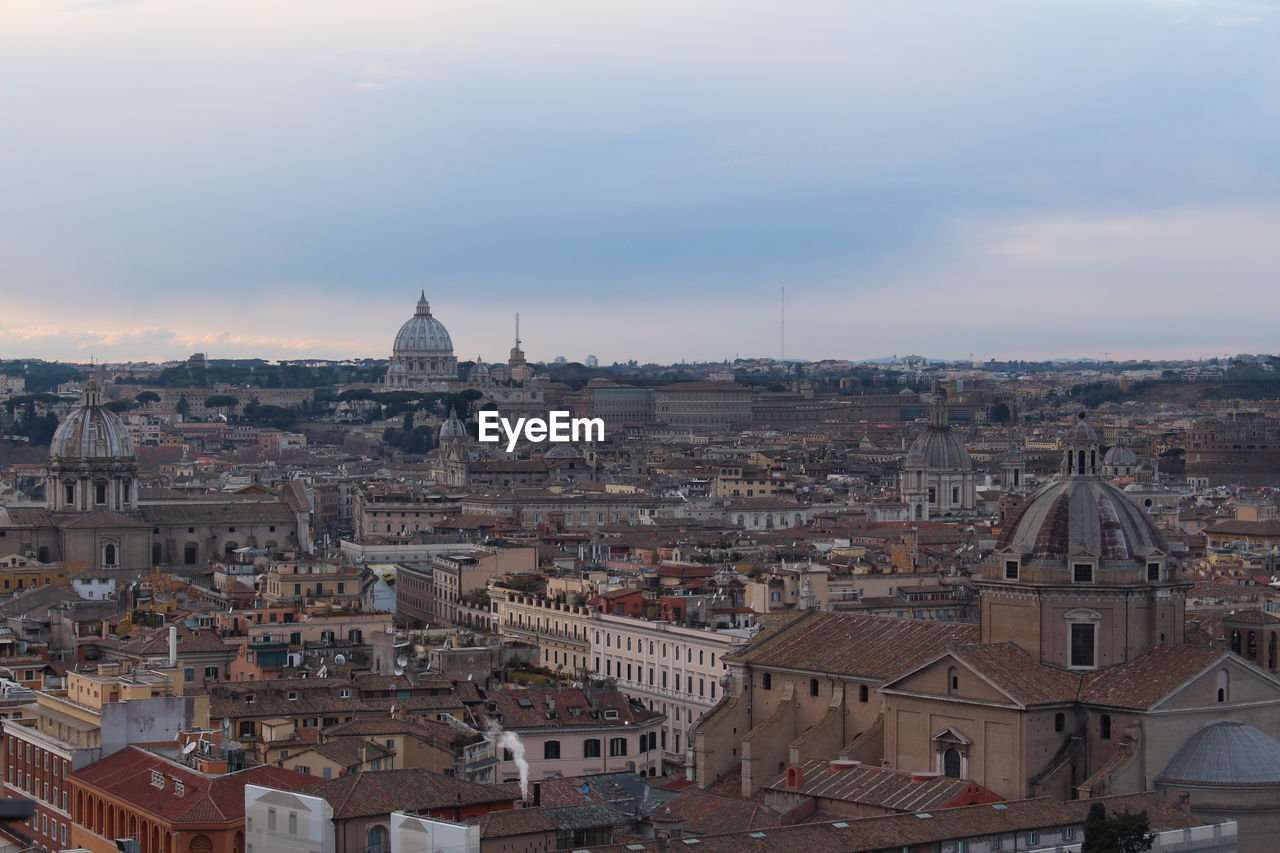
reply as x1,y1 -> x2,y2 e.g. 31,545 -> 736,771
169,626 -> 178,668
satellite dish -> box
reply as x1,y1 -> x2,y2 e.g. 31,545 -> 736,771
334,654 -> 346,665
393,667 -> 404,676
396,655 -> 408,668
182,741 -> 197,755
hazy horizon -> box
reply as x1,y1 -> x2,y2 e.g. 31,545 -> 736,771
4,1 -> 1278,364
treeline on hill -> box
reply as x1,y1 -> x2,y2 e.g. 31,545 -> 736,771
1071,367 -> 1280,408
0,360 -> 83,394
125,359 -> 390,389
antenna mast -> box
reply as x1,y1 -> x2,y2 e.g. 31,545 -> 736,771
780,286 -> 785,362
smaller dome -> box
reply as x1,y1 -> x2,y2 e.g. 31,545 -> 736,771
546,444 -> 585,459
1159,721 -> 1280,786
1104,444 -> 1138,467
1065,412 -> 1099,443
50,380 -> 134,461
471,359 -> 490,378
387,362 -> 407,376
906,427 -> 971,470
439,409 -> 467,440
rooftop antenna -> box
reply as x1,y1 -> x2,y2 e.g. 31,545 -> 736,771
514,313 -> 521,350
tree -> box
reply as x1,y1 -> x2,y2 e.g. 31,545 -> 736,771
175,395 -> 190,416
203,395 -> 240,419
1082,803 -> 1154,853
135,391 -> 161,405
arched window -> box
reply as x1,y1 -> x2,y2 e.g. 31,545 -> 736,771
1217,668 -> 1229,703
1100,714 -> 1112,740
103,543 -> 117,567
943,747 -> 961,778
366,826 -> 389,853
1247,631 -> 1258,660
1231,630 -> 1242,654
858,684 -> 869,702
947,666 -> 959,695
190,835 -> 213,853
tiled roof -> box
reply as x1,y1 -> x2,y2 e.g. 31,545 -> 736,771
140,501 -> 296,524
311,768 -> 519,819
1081,645 -> 1229,709
470,807 -> 558,837
308,738 -> 394,768
122,624 -> 234,656
575,792 -> 1195,853
72,747 -> 319,825
946,644 -> 1081,706
734,611 -> 979,679
485,687 -> 661,730
761,760 -> 994,814
662,789 -> 781,835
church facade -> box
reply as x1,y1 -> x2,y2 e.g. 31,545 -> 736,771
696,414 -> 1280,851
0,381 -> 308,574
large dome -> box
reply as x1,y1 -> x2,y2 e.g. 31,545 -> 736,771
998,468 -> 1166,561
393,292 -> 454,354
1158,721 -> 1280,786
50,381 -> 133,461
906,426 -> 971,470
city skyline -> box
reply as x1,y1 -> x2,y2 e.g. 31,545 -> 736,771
4,0 -> 1278,362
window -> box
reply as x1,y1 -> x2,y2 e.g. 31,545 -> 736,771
948,667 -> 959,695
1004,560 -> 1018,580
267,808 -> 277,831
1063,827 -> 1076,841
1070,622 -> 1096,668
544,740 -> 561,760
609,737 -> 628,757
150,770 -> 164,788
1026,831 -> 1039,845
95,483 -> 107,504
288,812 -> 298,835
809,679 -> 819,697
1147,562 -> 1161,581
584,738 -> 602,758
1054,712 -> 1065,733
1073,563 -> 1094,583
762,673 -> 772,690
367,826 -> 389,853
943,748 -> 961,778
1217,668 -> 1229,703
204,666 -> 219,679
1100,714 -> 1112,740
859,684 -> 869,702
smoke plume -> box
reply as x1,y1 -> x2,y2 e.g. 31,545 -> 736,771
486,720 -> 529,801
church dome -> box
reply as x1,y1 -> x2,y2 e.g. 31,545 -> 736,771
546,443 -> 585,460
439,409 -> 467,440
906,426 -> 971,470
1065,412 -> 1099,443
470,359 -> 490,379
393,292 -> 454,354
997,475 -> 1166,561
50,381 -> 134,461
1104,443 -> 1138,468
1158,721 -> 1280,786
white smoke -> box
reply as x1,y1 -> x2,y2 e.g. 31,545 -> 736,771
486,719 -> 529,801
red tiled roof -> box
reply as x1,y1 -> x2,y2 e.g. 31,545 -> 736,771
734,611 -> 979,679
311,768 -> 519,819
72,747 -> 319,825
1082,645 -> 1230,709
946,644 -> 1081,706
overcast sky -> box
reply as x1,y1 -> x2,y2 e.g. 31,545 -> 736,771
2,0 -> 1278,364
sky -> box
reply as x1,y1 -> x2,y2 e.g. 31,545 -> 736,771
2,0 -> 1278,365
